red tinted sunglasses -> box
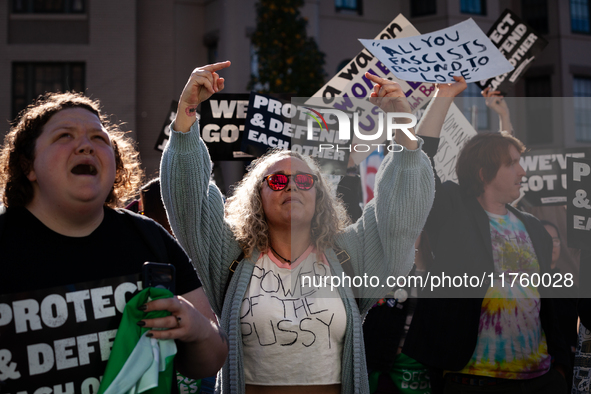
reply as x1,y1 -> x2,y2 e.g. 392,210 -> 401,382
262,173 -> 318,191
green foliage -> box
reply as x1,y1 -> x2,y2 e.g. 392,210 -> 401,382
248,0 -> 326,96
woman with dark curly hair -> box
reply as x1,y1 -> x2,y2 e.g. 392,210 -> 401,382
161,62 -> 435,394
0,92 -> 228,392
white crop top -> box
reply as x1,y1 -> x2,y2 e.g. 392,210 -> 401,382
240,246 -> 347,386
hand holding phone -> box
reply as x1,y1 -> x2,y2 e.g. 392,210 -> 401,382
142,262 -> 176,294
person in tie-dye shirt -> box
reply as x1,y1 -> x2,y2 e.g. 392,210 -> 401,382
402,79 -> 570,394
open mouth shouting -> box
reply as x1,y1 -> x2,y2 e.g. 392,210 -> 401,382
71,164 -> 98,176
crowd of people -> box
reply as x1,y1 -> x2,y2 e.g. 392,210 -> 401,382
0,60 -> 583,394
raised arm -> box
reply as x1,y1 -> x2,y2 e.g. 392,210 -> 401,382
175,61 -> 231,132
367,73 -> 418,150
335,75 -> 436,314
160,62 -> 242,317
482,86 -> 514,135
416,76 -> 467,139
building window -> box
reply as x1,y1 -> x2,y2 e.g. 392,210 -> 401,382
204,31 -> 219,65
461,0 -> 486,15
524,75 -> 553,144
574,77 -> 591,141
335,0 -> 362,14
521,0 -> 549,34
571,0 -> 591,33
411,0 -> 436,17
12,62 -> 85,120
250,43 -> 259,79
460,83 -> 489,131
11,0 -> 85,13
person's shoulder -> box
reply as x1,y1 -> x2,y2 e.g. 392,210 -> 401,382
438,179 -> 462,198
508,205 -> 541,225
441,180 -> 460,191
111,208 -> 172,237
508,205 -> 549,235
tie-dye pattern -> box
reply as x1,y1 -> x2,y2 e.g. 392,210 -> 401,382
458,210 -> 551,379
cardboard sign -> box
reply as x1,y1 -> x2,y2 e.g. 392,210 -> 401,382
360,18 -> 514,84
307,14 -> 436,164
0,275 -> 142,392
521,148 -> 591,206
154,97 -> 254,160
310,14 -> 434,110
426,102 -> 477,183
477,9 -> 548,94
567,157 -> 591,250
154,101 -> 178,152
242,92 -> 350,174
199,94 -> 254,160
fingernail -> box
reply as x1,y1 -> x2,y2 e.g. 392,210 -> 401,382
138,304 -> 147,311
137,321 -> 146,327
146,332 -> 153,338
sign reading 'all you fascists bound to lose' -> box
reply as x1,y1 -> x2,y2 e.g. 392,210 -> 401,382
307,14 -> 436,164
359,18 -> 514,84
567,157 -> 591,250
477,9 -> 548,94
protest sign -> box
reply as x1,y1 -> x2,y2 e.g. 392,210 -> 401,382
199,93 -> 254,160
243,92 -> 350,174
422,102 -> 477,183
154,97 -> 254,160
521,148 -> 591,206
154,101 -> 178,152
477,9 -> 548,94
242,92 -> 294,156
567,157 -> 591,250
0,275 -> 142,392
310,14 -> 434,110
359,149 -> 385,205
360,19 -> 514,84
306,14 -> 436,164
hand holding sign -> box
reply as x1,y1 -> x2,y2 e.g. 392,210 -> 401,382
435,75 -> 467,98
176,61 -> 232,133
481,86 -> 513,134
482,87 -> 510,117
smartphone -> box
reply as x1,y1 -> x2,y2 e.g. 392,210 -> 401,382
142,262 -> 176,294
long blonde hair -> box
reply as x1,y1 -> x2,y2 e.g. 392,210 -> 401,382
225,150 -> 350,257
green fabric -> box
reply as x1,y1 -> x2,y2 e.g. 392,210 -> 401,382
98,287 -> 177,394
369,353 -> 430,394
177,372 -> 202,393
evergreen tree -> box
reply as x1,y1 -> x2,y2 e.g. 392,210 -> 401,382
248,0 -> 326,96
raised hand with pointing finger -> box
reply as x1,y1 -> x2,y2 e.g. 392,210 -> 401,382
176,61 -> 231,133
365,72 -> 418,150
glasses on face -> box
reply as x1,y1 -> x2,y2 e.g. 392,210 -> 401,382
552,238 -> 561,246
262,173 -> 318,191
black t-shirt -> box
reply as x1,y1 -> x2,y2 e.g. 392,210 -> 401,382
0,206 -> 200,294
0,206 -> 201,392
